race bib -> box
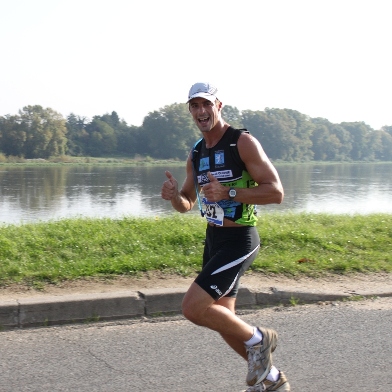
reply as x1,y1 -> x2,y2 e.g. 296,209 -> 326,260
202,197 -> 224,226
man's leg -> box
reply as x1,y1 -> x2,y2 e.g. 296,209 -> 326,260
182,282 -> 254,343
216,296 -> 247,360
183,283 -> 279,387
219,297 -> 291,391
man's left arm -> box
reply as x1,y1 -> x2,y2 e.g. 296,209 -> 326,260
235,132 -> 284,205
201,133 -> 284,205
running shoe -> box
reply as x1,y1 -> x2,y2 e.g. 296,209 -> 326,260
264,371 -> 290,391
241,382 -> 266,391
246,327 -> 278,386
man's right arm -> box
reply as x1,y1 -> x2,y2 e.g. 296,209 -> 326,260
161,154 -> 197,213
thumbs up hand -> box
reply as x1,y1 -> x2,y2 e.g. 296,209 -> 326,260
161,170 -> 179,201
202,172 -> 226,202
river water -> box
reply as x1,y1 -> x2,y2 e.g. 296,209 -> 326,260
0,162 -> 391,225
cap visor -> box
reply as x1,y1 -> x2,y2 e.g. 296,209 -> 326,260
187,92 -> 216,103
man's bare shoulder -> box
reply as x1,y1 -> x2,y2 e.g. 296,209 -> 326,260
237,131 -> 263,150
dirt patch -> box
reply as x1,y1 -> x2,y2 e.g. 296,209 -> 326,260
1,271 -> 391,301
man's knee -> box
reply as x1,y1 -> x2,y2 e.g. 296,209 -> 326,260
182,294 -> 205,324
182,301 -> 200,324
182,282 -> 214,325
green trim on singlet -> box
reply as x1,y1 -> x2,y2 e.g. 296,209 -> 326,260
218,169 -> 258,226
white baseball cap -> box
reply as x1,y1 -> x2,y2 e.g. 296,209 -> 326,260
187,82 -> 219,103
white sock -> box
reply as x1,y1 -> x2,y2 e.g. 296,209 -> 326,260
266,366 -> 280,382
244,327 -> 263,347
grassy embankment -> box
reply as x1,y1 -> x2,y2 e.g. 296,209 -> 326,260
0,213 -> 391,288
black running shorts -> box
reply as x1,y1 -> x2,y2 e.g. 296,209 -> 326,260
194,225 -> 260,300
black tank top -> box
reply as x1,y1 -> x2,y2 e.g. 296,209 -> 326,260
192,127 -> 258,226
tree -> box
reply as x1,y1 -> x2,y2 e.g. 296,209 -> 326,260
18,105 -> 67,158
0,115 -> 27,156
142,103 -> 199,160
285,109 -> 314,161
340,122 -> 372,161
222,105 -> 244,129
98,111 -> 120,128
381,125 -> 392,137
240,110 -> 270,150
311,118 -> 352,161
66,113 -> 89,156
329,124 -> 352,160
87,111 -> 140,157
380,132 -> 392,160
310,120 -> 333,160
85,118 -> 117,156
1,107 -> 67,159
100,112 -> 139,156
242,108 -> 314,161
368,130 -> 392,160
116,124 -> 140,156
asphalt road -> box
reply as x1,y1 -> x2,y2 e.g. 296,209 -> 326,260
1,297 -> 391,392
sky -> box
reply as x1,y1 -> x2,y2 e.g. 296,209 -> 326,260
1,0 -> 391,130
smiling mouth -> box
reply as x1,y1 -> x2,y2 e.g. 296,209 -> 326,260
198,116 -> 209,125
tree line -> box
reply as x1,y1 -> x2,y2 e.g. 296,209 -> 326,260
1,104 -> 392,161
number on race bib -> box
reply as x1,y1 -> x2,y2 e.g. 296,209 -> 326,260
205,204 -> 218,219
202,198 -> 224,226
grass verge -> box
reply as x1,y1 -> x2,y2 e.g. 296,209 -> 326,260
0,213 -> 391,287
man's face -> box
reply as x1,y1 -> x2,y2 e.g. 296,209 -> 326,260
188,97 -> 221,133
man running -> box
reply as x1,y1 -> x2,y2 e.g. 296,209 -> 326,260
161,82 -> 290,391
